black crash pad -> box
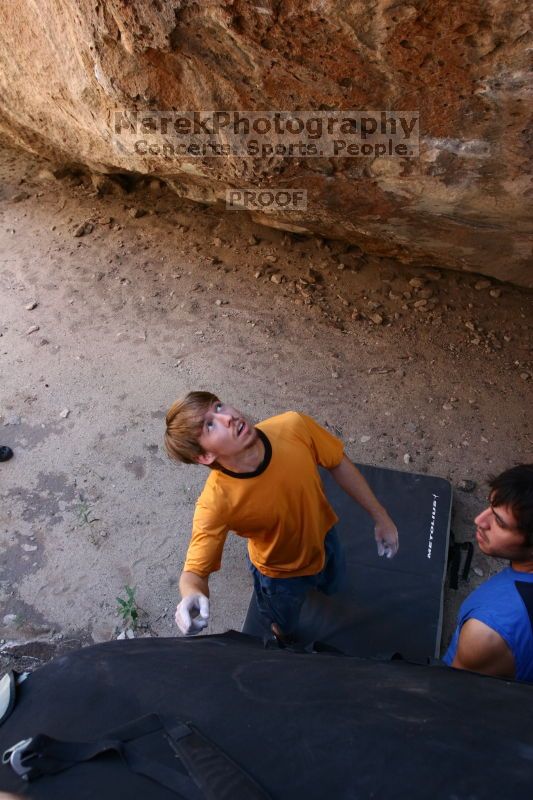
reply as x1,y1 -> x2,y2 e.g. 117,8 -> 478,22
1,634 -> 532,800
243,463 -> 452,660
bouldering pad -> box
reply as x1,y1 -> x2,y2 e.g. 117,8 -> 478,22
243,463 -> 452,660
1,634 -> 532,800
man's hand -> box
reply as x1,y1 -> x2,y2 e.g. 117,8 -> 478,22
175,594 -> 210,636
374,514 -> 399,559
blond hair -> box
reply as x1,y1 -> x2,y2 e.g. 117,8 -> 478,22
164,391 -> 219,464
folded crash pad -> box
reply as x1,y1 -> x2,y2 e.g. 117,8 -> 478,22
243,463 -> 452,660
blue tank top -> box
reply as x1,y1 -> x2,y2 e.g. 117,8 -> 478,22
443,567 -> 533,682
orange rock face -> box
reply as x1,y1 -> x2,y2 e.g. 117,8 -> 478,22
0,1 -> 531,284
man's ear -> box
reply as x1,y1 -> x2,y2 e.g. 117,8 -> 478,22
196,451 -> 216,466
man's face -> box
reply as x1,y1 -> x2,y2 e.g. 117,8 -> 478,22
196,400 -> 258,466
474,498 -> 528,560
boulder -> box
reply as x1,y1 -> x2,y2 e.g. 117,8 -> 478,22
0,1 -> 530,285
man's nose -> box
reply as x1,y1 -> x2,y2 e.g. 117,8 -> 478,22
216,411 -> 233,426
475,506 -> 491,528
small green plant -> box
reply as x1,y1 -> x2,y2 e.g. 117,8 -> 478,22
116,584 -> 139,630
77,497 -> 99,526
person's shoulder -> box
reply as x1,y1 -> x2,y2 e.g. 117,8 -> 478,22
259,411 -> 300,423
453,618 -> 515,677
257,411 -> 302,431
459,571 -> 512,628
490,566 -> 520,593
196,470 -> 227,506
465,566 -> 513,599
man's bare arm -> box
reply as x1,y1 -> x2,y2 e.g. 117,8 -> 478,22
179,570 -> 210,598
328,455 -> 399,557
452,618 -> 515,679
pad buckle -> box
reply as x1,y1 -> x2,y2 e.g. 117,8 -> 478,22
2,737 -> 35,780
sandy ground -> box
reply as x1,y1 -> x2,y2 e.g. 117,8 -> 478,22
0,145 -> 531,671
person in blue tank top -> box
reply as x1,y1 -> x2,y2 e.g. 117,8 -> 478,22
444,464 -> 533,682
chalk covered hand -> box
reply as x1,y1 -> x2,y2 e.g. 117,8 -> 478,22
374,514 -> 399,559
175,593 -> 210,635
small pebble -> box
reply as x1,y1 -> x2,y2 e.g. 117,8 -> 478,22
37,168 -> 57,182
403,453 -> 412,464
59,408 -> 70,419
25,301 -> 38,310
129,207 -> 146,218
473,567 -> 484,578
360,435 -> 371,443
474,279 -> 491,290
26,325 -> 40,335
458,479 -> 477,493
74,221 -> 94,237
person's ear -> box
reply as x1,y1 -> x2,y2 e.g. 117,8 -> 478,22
196,452 -> 216,466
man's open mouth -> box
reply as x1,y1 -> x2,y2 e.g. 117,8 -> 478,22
237,421 -> 246,436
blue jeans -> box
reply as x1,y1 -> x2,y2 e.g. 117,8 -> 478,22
249,527 -> 345,635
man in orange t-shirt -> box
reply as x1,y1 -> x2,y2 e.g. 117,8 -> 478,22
165,391 -> 399,639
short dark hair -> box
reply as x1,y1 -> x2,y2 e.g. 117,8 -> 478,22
489,465 -> 533,543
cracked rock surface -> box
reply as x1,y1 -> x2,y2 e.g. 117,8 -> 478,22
0,1 -> 531,284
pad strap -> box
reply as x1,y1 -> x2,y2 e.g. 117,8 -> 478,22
4,713 -> 270,799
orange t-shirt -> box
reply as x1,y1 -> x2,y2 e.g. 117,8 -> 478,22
183,412 -> 344,578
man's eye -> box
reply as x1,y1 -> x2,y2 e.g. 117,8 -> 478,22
215,403 -> 222,412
